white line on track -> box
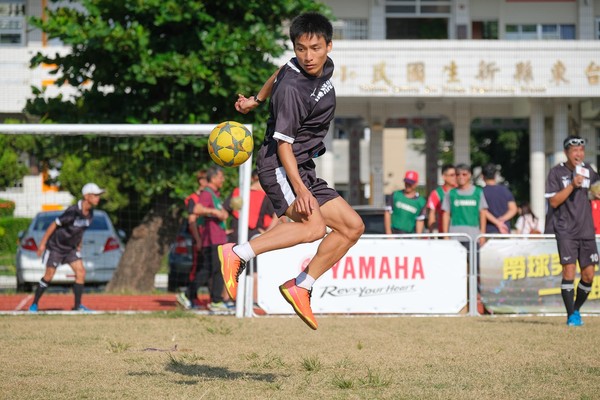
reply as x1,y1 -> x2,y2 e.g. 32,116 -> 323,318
15,295 -> 32,311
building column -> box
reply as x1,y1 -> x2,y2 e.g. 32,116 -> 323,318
316,122 -> 336,193
453,104 -> 471,165
553,100 -> 568,165
369,0 -> 385,40
529,100 -> 546,221
578,0 -> 595,39
369,123 -> 385,206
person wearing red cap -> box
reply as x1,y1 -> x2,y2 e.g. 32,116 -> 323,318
384,170 -> 427,234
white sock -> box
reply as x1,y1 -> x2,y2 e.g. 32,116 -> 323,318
233,242 -> 255,262
295,272 -> 315,290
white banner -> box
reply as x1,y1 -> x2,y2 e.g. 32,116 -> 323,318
257,238 -> 467,314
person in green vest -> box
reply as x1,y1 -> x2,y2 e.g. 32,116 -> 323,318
441,163 -> 488,246
384,170 -> 427,234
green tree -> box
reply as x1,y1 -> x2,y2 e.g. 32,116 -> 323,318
25,0 -> 328,292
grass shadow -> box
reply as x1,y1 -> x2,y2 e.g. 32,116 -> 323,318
478,318 -> 555,326
165,359 -> 277,382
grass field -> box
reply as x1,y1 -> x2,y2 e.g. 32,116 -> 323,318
1,313 -> 600,399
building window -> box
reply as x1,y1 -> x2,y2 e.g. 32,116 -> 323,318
332,19 -> 369,40
505,24 -> 576,40
596,17 -> 600,39
472,21 -> 499,39
0,1 -> 25,46
385,0 -> 451,16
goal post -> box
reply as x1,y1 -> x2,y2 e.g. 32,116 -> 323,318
0,124 -> 254,317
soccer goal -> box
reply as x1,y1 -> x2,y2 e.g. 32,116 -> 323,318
0,124 -> 255,317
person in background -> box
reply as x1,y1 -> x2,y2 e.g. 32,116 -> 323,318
194,166 -> 230,312
546,136 -> 599,326
515,201 -> 543,234
384,170 -> 427,234
224,169 -> 278,307
482,163 -> 517,234
442,163 -> 488,247
224,169 -> 277,243
426,164 -> 457,233
177,170 -> 208,309
589,181 -> 600,234
29,183 -> 105,312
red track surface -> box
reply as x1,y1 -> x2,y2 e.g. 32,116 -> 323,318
0,293 -> 211,312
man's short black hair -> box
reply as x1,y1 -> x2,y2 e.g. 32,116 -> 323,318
290,12 -> 333,45
206,166 -> 222,182
482,163 -> 496,180
441,164 -> 455,174
455,163 -> 471,173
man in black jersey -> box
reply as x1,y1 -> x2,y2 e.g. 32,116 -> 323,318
221,12 -> 364,330
29,183 -> 104,312
546,136 -> 599,326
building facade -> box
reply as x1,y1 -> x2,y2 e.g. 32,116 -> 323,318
1,0 -> 600,220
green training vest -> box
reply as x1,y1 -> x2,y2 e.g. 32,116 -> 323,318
390,190 -> 426,233
448,186 -> 482,227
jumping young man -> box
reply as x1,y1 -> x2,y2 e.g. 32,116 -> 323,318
222,12 -> 365,330
29,183 -> 105,312
546,136 -> 599,326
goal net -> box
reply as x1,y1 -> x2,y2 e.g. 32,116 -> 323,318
0,124 -> 254,317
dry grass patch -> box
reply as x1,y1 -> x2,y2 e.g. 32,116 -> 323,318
1,314 -> 600,399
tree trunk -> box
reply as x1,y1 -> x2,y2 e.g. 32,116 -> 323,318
106,194 -> 179,293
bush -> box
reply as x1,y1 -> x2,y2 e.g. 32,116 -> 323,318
0,199 -> 15,217
0,217 -> 32,253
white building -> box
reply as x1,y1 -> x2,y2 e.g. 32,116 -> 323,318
1,0 -> 600,220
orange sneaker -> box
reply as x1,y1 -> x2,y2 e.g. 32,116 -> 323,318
279,279 -> 318,330
218,243 -> 246,301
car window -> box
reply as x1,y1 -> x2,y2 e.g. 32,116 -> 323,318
33,214 -> 60,231
89,216 -> 109,230
361,214 -> 385,234
32,213 -> 109,231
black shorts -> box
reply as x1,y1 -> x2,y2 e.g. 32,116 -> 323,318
556,238 -> 599,268
258,161 -> 339,217
42,249 -> 81,268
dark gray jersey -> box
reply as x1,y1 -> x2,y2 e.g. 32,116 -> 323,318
257,57 -> 336,172
545,162 -> 599,239
47,201 -> 94,252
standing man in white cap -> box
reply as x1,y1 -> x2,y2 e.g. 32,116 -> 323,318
29,183 -> 105,312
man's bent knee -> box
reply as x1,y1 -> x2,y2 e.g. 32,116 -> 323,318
305,222 -> 327,243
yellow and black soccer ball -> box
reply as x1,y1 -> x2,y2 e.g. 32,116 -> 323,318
207,121 -> 253,167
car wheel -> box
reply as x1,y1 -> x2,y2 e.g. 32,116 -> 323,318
16,278 -> 33,293
167,274 -> 178,292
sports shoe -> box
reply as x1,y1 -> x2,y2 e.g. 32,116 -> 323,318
218,243 -> 246,301
73,304 -> 92,312
224,300 -> 236,310
208,301 -> 231,313
279,279 -> 318,330
567,311 -> 583,327
176,293 -> 192,310
28,303 -> 38,312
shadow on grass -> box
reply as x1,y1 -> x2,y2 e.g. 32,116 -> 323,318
478,318 -> 555,325
165,361 -> 277,382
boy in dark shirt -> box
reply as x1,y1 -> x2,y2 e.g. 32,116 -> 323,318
29,183 -> 105,312
221,12 -> 365,330
546,136 -> 599,326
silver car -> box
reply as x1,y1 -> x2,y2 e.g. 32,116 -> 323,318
16,210 -> 125,292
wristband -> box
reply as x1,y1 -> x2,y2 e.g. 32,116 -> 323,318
254,94 -> 264,104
